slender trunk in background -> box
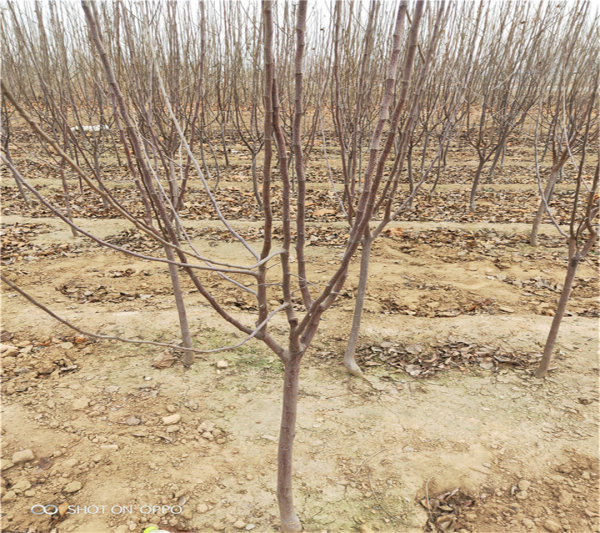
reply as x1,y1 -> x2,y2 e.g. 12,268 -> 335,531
344,231 -> 373,376
535,252 -> 579,378
1,106 -> 30,207
3,147 -> 30,207
469,157 -> 486,210
407,143 -> 414,208
220,122 -> 229,168
251,151 -> 263,209
59,159 -> 78,238
530,153 -> 569,246
487,140 -> 505,182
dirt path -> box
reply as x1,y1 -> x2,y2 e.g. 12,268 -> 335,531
1,210 -> 598,533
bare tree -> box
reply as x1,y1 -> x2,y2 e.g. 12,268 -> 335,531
534,66 -> 599,378
2,1 -> 435,529
463,2 -> 555,210
340,1 -> 451,376
530,3 -> 598,245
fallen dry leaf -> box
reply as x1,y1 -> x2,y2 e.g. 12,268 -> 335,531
152,351 -> 176,369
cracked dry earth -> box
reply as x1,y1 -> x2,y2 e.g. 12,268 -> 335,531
1,208 -> 598,533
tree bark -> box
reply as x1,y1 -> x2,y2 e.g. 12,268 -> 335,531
3,146 -> 30,207
486,140 -> 504,183
469,158 -> 485,210
530,152 -> 569,246
535,254 -> 579,378
344,233 -> 372,376
406,143 -> 414,209
277,356 -> 302,532
164,245 -> 194,366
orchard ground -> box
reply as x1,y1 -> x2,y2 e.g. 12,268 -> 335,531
1,131 -> 598,533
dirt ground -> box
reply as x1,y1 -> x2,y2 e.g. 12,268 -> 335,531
1,134 -> 599,533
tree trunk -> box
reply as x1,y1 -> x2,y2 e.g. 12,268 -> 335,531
469,158 -> 485,210
530,155 -> 568,246
277,356 -> 302,532
421,130 -> 430,174
59,163 -> 78,238
220,122 -> 229,168
429,145 -> 444,198
91,145 -> 110,211
164,245 -> 194,366
486,143 -> 504,183
251,151 -> 263,209
3,147 -> 30,207
535,254 -> 579,378
208,138 -> 221,190
344,233 -> 372,376
197,126 -> 212,180
407,144 -> 414,209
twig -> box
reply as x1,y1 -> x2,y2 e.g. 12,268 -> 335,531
353,448 -> 388,476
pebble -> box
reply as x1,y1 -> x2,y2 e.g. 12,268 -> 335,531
12,449 -> 34,464
162,414 -> 181,425
12,479 -> 31,492
124,416 -> 142,426
558,490 -> 573,506
518,480 -> 531,491
185,401 -> 199,411
63,458 -> 78,469
516,491 -> 528,500
234,520 -> 246,529
3,490 -> 16,501
1,459 -> 14,471
197,503 -> 209,513
216,360 -> 228,369
64,481 -> 82,493
2,346 -> 19,357
166,404 -> 177,413
166,425 -> 180,433
522,518 -> 535,529
543,519 -> 562,533
72,398 -> 89,410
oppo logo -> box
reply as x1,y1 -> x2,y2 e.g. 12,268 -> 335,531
30,504 -> 59,515
30,503 -> 184,515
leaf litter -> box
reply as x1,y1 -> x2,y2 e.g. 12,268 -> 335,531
357,339 -> 540,377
